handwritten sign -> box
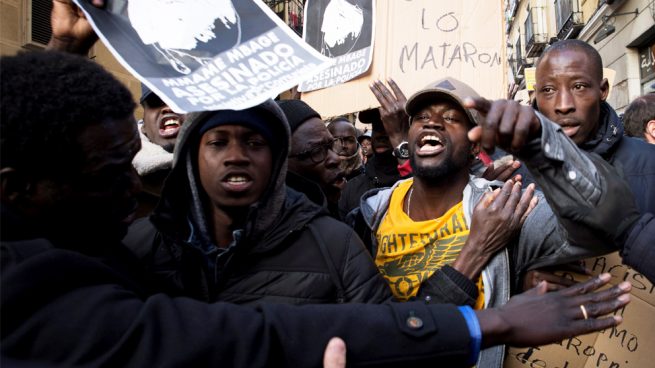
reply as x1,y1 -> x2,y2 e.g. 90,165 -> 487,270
302,0 -> 505,117
505,252 -> 655,368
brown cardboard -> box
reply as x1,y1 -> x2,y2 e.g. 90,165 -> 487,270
585,297 -> 654,368
505,252 -> 655,368
578,252 -> 655,307
301,0 -> 506,117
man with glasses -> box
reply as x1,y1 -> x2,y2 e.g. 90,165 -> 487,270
278,99 -> 346,219
328,118 -> 364,181
339,109 -> 404,219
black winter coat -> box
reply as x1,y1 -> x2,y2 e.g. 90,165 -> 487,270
575,102 -> 655,214
0,225 -> 472,367
124,102 -> 392,305
125,188 -> 392,304
339,151 -> 402,219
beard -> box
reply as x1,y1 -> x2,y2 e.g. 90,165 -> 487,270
409,142 -> 471,183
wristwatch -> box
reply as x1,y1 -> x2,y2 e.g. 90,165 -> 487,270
393,141 -> 410,159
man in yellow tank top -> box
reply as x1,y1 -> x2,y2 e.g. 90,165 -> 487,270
354,77 -> 619,367
370,78 -> 534,310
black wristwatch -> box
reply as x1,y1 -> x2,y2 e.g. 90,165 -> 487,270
393,141 -> 410,159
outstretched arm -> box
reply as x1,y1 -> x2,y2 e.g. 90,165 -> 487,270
320,273 -> 630,368
464,98 -> 619,250
2,243 -> 630,367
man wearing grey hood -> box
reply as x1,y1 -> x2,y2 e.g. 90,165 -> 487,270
124,100 -> 392,304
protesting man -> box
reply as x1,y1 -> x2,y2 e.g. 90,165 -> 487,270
132,85 -> 186,216
46,0 -> 186,218
352,77 -> 627,367
124,100 -> 391,304
1,50 -> 632,368
278,99 -> 346,218
533,40 -> 655,214
327,118 -> 364,180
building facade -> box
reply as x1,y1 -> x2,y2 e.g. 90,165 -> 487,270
1,0 -> 143,105
505,0 -> 654,112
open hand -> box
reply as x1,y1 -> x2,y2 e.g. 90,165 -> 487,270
453,179 -> 537,279
369,79 -> 409,148
480,273 -> 631,348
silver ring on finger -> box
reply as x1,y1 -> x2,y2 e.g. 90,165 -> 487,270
580,304 -> 589,320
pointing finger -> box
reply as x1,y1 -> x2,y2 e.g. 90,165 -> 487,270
463,97 -> 492,115
468,126 -> 482,143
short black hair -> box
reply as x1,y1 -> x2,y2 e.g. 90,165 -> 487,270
1,51 -> 135,176
623,94 -> 655,138
537,39 -> 603,81
327,117 -> 355,131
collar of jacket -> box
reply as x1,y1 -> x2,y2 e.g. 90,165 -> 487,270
132,120 -> 174,177
364,152 -> 402,187
580,101 -> 624,157
286,171 -> 328,209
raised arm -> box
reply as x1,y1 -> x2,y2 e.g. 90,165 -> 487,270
369,79 -> 410,164
47,0 -> 104,54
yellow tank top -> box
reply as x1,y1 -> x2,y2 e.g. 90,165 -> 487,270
375,179 -> 484,309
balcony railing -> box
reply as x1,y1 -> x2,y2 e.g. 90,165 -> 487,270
524,6 -> 548,57
515,37 -> 526,78
555,0 -> 584,40
507,0 -> 519,18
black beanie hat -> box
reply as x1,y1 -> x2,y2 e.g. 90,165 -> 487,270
276,100 -> 321,132
198,109 -> 276,145
140,83 -> 154,104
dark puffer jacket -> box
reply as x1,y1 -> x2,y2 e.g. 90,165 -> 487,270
124,100 -> 391,304
339,150 -> 402,219
577,102 -> 655,214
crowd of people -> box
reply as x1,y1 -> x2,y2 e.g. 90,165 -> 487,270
2,1 -> 654,367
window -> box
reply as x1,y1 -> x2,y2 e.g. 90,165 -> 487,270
25,0 -> 52,47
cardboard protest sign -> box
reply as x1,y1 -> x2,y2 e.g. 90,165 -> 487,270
505,252 -> 655,368
299,0 -> 375,92
73,0 -> 332,112
302,0 -> 505,117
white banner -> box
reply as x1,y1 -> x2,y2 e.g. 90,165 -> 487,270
74,0 -> 333,112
